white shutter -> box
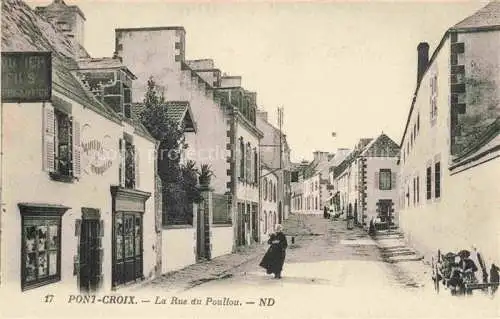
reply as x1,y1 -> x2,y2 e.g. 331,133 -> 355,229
374,171 -> 380,190
135,146 -> 140,189
119,138 -> 125,187
43,104 -> 56,172
72,119 -> 81,178
391,171 -> 397,190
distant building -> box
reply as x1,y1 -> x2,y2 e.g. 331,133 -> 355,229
215,77 -> 264,247
333,134 -> 400,229
257,110 -> 292,223
291,151 -> 332,215
398,2 -> 500,265
260,165 -> 279,242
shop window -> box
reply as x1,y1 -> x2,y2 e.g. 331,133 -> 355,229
113,212 -> 143,287
19,203 -> 69,291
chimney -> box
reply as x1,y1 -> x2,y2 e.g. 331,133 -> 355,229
417,42 -> 429,83
257,110 -> 268,122
36,0 -> 86,59
313,151 -> 329,163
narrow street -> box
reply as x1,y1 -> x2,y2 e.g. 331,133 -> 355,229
133,215 -> 498,319
192,215 -> 423,292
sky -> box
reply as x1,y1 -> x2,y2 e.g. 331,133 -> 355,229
27,0 -> 489,162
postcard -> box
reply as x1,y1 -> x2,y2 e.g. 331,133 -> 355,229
1,0 -> 499,318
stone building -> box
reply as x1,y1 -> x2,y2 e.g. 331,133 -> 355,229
115,27 -> 234,270
398,2 -> 500,266
212,76 -> 263,247
333,134 -> 400,229
1,0 -> 157,294
256,110 -> 292,223
260,165 -> 279,242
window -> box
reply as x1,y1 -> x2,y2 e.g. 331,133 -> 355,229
253,148 -> 258,184
434,162 -> 441,199
239,139 -> 245,180
263,178 -> 268,200
123,85 -> 132,119
417,114 -> 420,132
378,169 -> 392,190
43,103 -> 81,182
416,176 -> 420,203
246,143 -> 251,183
407,185 -> 410,206
426,166 -> 432,200
273,184 -> 277,202
20,203 -> 69,291
413,178 -> 416,205
430,73 -> 438,123
315,197 -> 318,210
264,211 -> 267,234
269,181 -> 273,201
120,135 -> 137,189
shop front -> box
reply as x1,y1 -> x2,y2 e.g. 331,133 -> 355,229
110,186 -> 151,288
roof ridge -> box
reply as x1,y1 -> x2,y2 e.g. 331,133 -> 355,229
451,1 -> 500,30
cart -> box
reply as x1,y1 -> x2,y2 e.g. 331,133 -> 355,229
432,249 -> 499,296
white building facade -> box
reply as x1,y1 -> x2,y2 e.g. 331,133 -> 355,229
1,0 -> 157,295
398,2 -> 500,266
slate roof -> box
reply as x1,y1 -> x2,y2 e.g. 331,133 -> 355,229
451,1 -> 500,31
1,0 -> 120,123
333,138 -> 373,178
360,133 -> 400,157
132,101 -> 197,132
76,57 -> 137,79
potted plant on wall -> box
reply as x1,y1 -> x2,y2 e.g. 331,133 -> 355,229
198,164 -> 214,187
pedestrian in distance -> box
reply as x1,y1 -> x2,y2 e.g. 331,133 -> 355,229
259,224 -> 288,279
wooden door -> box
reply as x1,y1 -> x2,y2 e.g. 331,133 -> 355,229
79,220 -> 100,292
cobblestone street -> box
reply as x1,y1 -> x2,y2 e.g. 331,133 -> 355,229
125,214 -> 498,318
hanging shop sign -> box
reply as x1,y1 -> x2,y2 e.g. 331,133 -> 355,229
1,51 -> 52,102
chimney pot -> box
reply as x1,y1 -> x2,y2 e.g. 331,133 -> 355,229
417,42 -> 429,83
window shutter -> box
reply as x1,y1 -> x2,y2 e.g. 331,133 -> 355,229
374,171 -> 380,190
135,147 -> 140,189
72,119 -> 81,178
99,220 -> 104,237
43,104 -> 56,172
119,138 -> 125,187
246,145 -> 250,182
391,172 -> 397,189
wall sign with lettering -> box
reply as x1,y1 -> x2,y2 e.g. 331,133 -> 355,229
81,125 -> 114,176
1,51 -> 52,102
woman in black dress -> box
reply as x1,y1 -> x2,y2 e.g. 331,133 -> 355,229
259,224 -> 288,279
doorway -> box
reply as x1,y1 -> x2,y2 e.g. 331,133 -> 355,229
377,199 -> 393,228
251,204 -> 258,243
79,209 -> 102,293
113,212 -> 143,286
